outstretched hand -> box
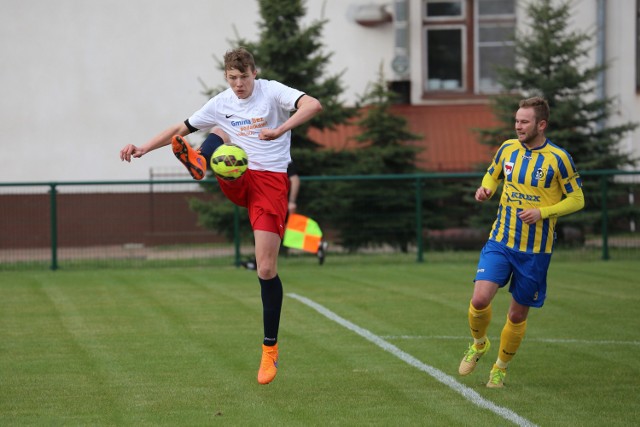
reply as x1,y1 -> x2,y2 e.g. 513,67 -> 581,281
120,144 -> 146,162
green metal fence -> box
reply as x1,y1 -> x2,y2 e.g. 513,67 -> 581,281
0,170 -> 638,270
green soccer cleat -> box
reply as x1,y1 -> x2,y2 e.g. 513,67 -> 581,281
486,364 -> 507,388
458,338 -> 491,376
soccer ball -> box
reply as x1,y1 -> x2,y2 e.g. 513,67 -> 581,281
210,144 -> 248,180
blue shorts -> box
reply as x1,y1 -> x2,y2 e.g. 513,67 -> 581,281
474,240 -> 552,308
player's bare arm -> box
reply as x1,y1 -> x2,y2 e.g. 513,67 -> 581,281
258,95 -> 323,141
120,122 -> 190,162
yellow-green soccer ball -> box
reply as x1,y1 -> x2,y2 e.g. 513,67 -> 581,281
210,144 -> 248,180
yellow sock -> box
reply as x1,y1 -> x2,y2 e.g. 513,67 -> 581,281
468,301 -> 492,348
497,317 -> 527,366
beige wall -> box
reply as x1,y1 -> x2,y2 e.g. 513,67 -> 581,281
603,0 -> 640,163
0,0 -> 637,183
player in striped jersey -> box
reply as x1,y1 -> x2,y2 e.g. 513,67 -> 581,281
458,97 -> 584,387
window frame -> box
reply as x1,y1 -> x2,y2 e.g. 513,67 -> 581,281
423,25 -> 467,92
421,0 -> 516,99
423,0 -> 465,21
474,0 -> 516,94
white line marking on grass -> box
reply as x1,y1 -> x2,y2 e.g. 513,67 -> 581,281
288,293 -> 537,427
381,335 -> 640,346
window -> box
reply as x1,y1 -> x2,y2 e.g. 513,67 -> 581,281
425,0 -> 463,18
422,0 -> 516,96
425,27 -> 465,91
476,0 -> 516,93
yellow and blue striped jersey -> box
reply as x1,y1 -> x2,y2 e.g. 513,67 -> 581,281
484,138 -> 583,254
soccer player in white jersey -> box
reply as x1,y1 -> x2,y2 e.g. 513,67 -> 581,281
458,97 -> 584,388
120,47 -> 322,385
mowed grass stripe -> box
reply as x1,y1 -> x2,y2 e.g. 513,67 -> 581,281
2,275 -> 123,424
1,269 -> 265,424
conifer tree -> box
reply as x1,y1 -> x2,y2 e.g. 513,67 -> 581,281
479,0 -> 637,170
208,0 -> 356,153
351,66 -> 421,174
477,0 -> 638,237
326,67 -> 422,251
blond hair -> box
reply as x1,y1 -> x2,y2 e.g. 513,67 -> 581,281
519,97 -> 550,123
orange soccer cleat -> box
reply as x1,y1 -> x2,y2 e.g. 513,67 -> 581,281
172,135 -> 206,180
257,343 -> 279,385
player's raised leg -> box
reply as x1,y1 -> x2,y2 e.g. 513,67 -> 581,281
172,129 -> 227,180
172,135 -> 207,180
199,128 -> 227,163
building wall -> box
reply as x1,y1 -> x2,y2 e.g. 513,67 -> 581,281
309,103 -> 498,171
605,1 -> 640,161
0,0 -> 637,184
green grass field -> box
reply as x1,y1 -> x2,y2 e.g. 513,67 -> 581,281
1,254 -> 638,426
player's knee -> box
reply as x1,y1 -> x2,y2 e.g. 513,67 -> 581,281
199,132 -> 224,162
470,297 -> 490,310
257,263 -> 278,280
257,265 -> 277,280
211,126 -> 230,143
508,310 -> 528,324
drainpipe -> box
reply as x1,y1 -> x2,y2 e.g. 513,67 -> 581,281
391,0 -> 410,80
595,0 -> 606,131
390,0 -> 411,103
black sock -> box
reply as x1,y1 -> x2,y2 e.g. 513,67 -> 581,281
199,133 -> 224,164
259,275 -> 283,346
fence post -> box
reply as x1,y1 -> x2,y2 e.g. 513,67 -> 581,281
600,174 -> 609,260
49,183 -> 58,270
415,177 -> 424,263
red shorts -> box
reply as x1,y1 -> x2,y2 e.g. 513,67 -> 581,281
216,170 -> 289,238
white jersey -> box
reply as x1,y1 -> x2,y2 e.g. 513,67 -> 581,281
188,79 -> 304,172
